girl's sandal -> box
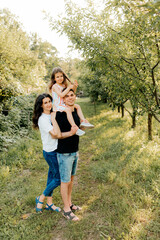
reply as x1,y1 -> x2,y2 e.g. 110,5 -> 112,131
35,196 -> 43,213
62,210 -> 79,221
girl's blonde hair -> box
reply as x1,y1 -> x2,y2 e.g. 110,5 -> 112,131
49,67 -> 71,92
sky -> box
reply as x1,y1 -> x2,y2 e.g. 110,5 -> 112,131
1,0 -> 88,58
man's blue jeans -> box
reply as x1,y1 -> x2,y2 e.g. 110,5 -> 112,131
42,150 -> 60,197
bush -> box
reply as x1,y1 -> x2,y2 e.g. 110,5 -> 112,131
0,93 -> 37,151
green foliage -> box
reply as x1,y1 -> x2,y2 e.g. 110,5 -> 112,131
79,65 -> 107,102
0,93 -> 37,151
59,58 -> 82,84
137,0 -> 160,16
48,0 -> 160,123
30,33 -> 59,82
0,9 -> 47,103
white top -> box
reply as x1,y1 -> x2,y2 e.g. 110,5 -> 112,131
38,113 -> 58,152
52,83 -> 65,112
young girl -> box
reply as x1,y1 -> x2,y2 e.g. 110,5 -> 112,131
49,67 -> 94,136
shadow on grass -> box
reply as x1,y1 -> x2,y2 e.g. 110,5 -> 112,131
0,100 -> 159,240
64,105 -> 160,240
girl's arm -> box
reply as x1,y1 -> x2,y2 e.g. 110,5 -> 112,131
52,84 -> 73,98
72,80 -> 78,93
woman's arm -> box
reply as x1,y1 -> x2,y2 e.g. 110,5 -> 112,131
60,126 -> 77,139
50,113 -> 77,139
52,84 -> 73,98
49,112 -> 62,138
50,126 -> 77,139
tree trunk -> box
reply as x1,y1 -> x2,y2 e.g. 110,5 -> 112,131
94,100 -> 97,115
121,104 -> 124,118
118,105 -> 120,113
148,113 -> 153,140
103,98 -> 107,103
131,109 -> 136,128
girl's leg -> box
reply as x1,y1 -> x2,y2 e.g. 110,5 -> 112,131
64,107 -> 85,136
74,104 -> 94,128
64,107 -> 78,129
74,104 -> 86,122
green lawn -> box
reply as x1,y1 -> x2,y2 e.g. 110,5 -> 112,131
0,99 -> 159,240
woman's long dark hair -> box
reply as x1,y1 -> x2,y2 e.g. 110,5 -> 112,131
49,67 -> 72,92
32,93 -> 52,129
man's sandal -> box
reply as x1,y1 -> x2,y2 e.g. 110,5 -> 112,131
62,210 -> 79,221
45,203 -> 61,212
70,204 -> 82,211
35,196 -> 43,213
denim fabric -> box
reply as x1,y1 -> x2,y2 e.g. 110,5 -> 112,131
57,152 -> 79,183
43,150 -> 60,196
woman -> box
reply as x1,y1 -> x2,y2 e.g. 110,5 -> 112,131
32,93 -> 76,213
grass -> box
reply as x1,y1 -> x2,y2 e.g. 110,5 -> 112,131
0,98 -> 160,240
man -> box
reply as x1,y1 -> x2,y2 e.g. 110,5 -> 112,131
56,89 -> 83,221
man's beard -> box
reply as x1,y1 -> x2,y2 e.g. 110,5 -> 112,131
66,102 -> 74,106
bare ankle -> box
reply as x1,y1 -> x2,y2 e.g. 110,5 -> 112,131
64,207 -> 71,212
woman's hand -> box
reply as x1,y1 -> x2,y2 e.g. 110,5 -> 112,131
70,125 -> 78,135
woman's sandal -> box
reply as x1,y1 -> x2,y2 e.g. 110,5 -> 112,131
35,196 -> 43,213
70,204 -> 82,211
62,210 -> 79,221
45,203 -> 61,212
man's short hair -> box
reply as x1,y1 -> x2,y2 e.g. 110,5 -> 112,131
62,88 -> 75,94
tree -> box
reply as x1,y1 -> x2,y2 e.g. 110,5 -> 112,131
30,33 -> 59,82
0,9 -> 46,106
47,0 -> 160,139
